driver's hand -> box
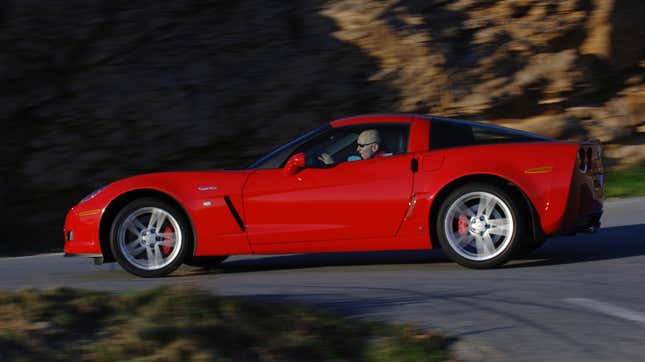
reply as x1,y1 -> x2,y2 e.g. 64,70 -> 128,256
317,153 -> 334,165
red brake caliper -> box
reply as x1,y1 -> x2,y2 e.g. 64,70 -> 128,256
162,225 -> 172,256
458,215 -> 469,236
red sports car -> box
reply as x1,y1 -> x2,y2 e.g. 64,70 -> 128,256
64,114 -> 604,277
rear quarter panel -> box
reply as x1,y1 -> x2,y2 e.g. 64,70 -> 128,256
406,142 -> 579,238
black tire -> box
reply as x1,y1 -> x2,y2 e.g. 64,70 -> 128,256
110,198 -> 191,277
517,236 -> 547,257
184,256 -> 228,269
435,183 -> 526,269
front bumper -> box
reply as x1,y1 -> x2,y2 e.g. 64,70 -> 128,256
63,206 -> 103,255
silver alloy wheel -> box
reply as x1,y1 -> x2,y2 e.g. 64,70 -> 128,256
443,191 -> 515,261
116,207 -> 183,271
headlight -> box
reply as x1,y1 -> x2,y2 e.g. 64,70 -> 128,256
80,186 -> 106,202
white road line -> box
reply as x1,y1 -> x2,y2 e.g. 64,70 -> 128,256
565,298 -> 645,324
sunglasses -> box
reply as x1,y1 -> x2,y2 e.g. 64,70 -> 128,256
357,142 -> 376,148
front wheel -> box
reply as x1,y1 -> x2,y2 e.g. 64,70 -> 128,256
110,198 -> 190,277
436,184 -> 526,269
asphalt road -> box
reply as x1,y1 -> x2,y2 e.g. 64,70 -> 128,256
2,197 -> 645,361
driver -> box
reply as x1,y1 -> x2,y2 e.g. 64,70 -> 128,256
318,129 -> 387,165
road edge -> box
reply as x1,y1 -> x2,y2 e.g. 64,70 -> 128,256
450,337 -> 507,362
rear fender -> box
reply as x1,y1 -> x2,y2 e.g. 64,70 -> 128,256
407,143 -> 578,241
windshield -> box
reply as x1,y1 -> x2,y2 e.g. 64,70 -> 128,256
246,124 -> 330,169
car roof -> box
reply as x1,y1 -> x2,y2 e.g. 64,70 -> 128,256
330,114 -> 414,127
331,114 -> 551,141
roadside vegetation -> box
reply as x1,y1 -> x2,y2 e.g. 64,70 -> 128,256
0,286 -> 450,362
605,167 -> 645,199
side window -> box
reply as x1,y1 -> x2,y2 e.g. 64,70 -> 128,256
250,125 -> 330,169
430,121 -> 474,150
290,124 -> 410,167
430,120 -> 539,150
290,127 -> 359,167
471,126 -> 536,144
379,125 -> 409,155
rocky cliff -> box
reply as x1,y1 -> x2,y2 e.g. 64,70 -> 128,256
1,0 -> 643,253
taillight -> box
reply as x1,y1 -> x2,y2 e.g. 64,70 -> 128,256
578,148 -> 588,173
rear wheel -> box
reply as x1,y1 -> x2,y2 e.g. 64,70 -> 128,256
436,183 -> 526,269
110,198 -> 190,277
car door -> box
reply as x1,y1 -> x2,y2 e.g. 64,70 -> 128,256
243,125 -> 414,245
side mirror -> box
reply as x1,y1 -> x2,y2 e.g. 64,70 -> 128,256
283,153 -> 305,176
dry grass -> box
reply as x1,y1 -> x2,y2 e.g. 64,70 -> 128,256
0,286 -> 450,362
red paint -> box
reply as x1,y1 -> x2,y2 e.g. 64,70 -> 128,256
244,153 -> 414,244
64,114 -> 603,261
162,225 -> 172,255
283,153 -> 305,176
63,206 -> 101,255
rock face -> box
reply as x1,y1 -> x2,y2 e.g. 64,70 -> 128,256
322,0 -> 644,150
1,0 -> 643,253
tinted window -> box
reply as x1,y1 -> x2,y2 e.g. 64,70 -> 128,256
430,121 -> 475,149
248,125 -> 330,169
430,119 -> 542,150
